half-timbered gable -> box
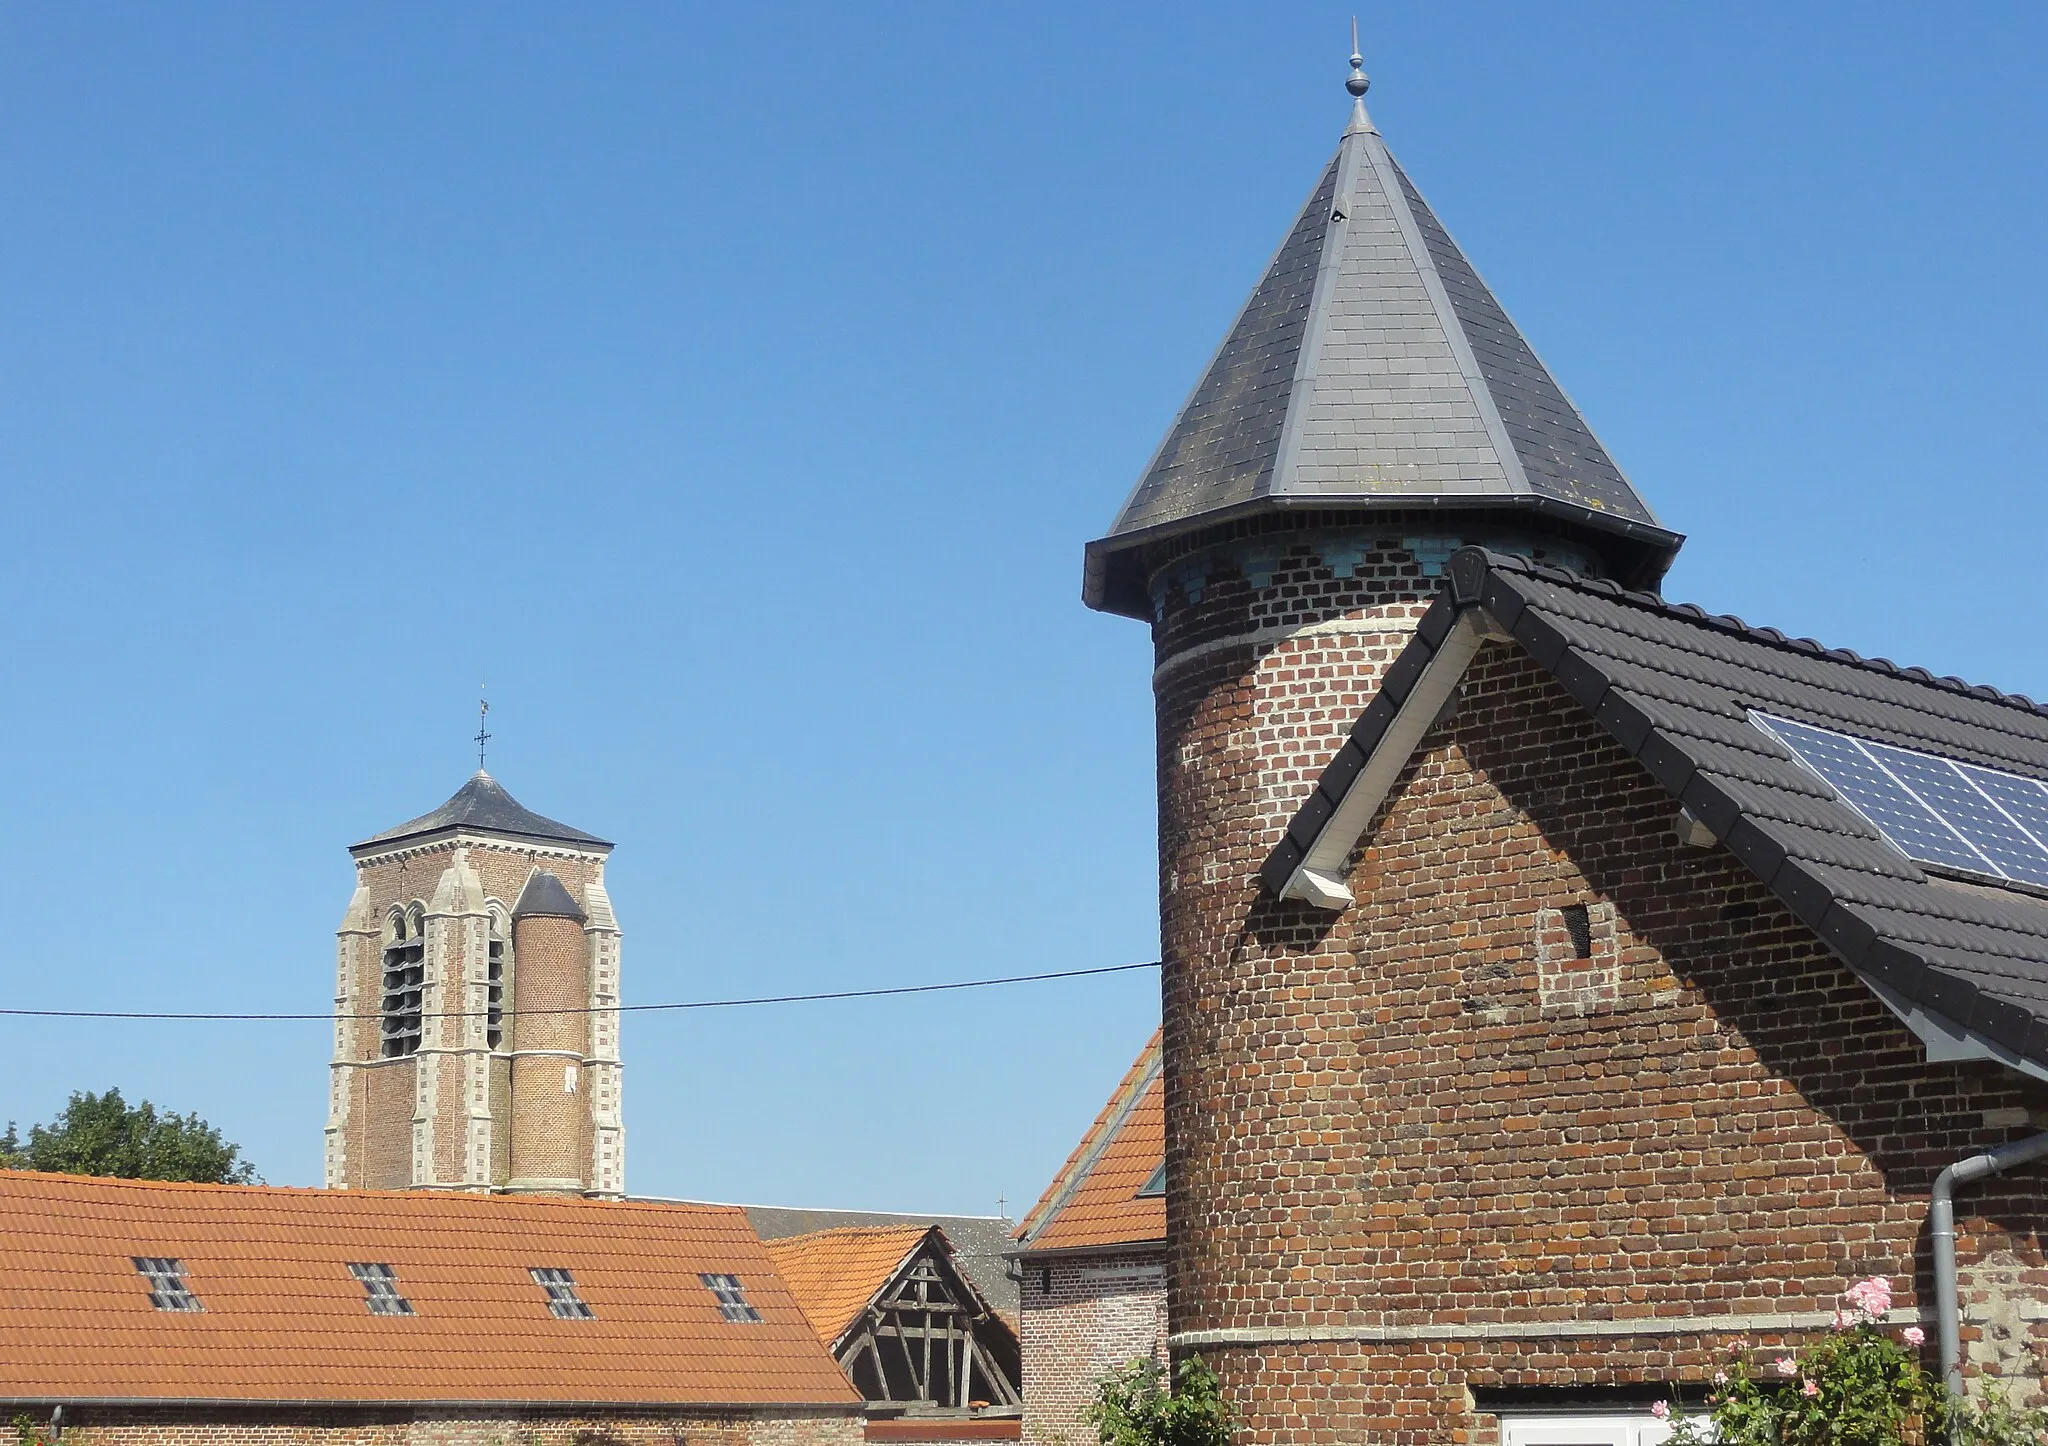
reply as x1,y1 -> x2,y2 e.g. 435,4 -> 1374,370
766,1226 -> 1022,1422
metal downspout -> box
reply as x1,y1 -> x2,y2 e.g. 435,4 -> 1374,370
1930,1129 -> 2048,1396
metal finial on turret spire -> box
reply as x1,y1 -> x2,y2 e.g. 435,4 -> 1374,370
1344,18 -> 1374,136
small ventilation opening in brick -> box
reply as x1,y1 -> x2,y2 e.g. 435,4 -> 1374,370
1561,904 -> 1593,959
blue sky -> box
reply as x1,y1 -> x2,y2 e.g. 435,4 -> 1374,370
1,3 -> 2043,1212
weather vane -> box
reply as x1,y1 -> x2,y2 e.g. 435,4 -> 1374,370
475,688 -> 492,772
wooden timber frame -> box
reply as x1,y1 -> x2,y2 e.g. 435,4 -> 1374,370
838,1229 -> 1021,1414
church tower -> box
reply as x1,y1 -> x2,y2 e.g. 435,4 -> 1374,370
1085,52 -> 1681,1380
326,772 -> 624,1197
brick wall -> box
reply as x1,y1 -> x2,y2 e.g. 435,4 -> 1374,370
1017,1250 -> 1167,1446
509,910 -> 593,1189
1142,527 -> 2048,1443
26,1403 -> 863,1446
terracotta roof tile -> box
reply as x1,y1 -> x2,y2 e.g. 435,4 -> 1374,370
0,1170 -> 860,1408
762,1226 -> 929,1349
1016,1032 -> 1165,1253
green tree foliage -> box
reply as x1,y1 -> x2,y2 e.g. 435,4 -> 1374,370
1086,1356 -> 1232,1446
0,1088 -> 258,1184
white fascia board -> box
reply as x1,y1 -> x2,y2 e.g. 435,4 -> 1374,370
1280,608 -> 1490,909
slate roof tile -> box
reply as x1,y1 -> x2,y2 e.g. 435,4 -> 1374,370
1084,102 -> 1681,617
357,771 -> 609,852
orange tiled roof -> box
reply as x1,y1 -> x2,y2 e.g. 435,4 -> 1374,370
763,1225 -> 929,1349
0,1170 -> 861,1408
1015,1031 -> 1165,1253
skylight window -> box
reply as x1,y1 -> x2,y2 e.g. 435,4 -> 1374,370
1136,1161 -> 1167,1198
132,1256 -> 203,1312
530,1266 -> 594,1319
1754,713 -> 2048,887
348,1262 -> 415,1316
700,1272 -> 762,1323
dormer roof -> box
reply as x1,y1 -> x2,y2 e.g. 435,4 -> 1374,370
1084,90 -> 1681,617
353,771 -> 610,854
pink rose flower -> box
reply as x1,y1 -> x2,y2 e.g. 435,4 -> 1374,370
1713,1371 -> 1729,1385
1651,1402 -> 1670,1421
1904,1326 -> 1926,1346
1845,1275 -> 1895,1319
1776,1357 -> 1799,1376
1802,1379 -> 1820,1398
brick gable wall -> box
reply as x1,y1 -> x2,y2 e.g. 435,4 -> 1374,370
1145,533 -> 2048,1443
1018,1250 -> 1167,1446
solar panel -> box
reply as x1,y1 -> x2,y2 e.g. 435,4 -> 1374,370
1753,713 -> 2048,887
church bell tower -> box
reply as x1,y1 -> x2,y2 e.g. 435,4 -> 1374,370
327,772 -> 624,1197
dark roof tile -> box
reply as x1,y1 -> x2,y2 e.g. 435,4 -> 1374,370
356,773 -> 609,852
1265,544 -> 2048,1076
1083,100 -> 1680,617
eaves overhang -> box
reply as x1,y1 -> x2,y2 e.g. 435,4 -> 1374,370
1259,545 -> 2048,1086
348,824 -> 614,860
0,1395 -> 863,1414
1083,494 -> 1684,621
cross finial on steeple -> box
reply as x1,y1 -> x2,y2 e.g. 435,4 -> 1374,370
475,688 -> 492,772
1346,18 -> 1373,135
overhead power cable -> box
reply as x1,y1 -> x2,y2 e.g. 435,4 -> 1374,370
0,961 -> 1161,1023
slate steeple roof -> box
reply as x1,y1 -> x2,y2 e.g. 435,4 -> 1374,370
353,771 -> 610,853
1084,75 -> 1682,617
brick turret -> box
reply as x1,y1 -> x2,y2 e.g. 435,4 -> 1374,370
507,868 -> 594,1195
1085,59 -> 1682,1417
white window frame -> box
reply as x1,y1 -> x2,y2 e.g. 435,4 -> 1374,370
1499,1412 -> 1684,1446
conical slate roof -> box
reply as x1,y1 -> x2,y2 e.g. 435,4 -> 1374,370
511,868 -> 587,922
1084,88 -> 1681,616
353,771 -> 611,852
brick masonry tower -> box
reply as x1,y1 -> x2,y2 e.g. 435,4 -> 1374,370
1082,53 -> 1683,1422
327,772 -> 624,1197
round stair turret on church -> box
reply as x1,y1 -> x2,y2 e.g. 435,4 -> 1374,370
506,869 -> 593,1197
